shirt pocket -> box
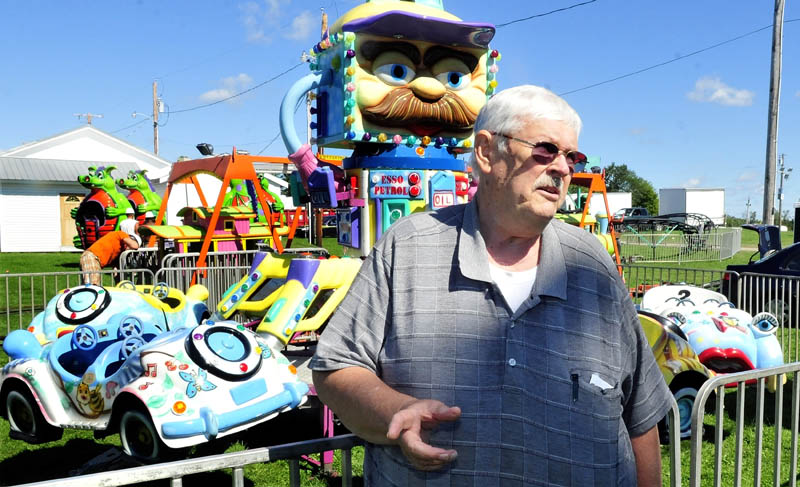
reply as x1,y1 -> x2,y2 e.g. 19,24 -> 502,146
568,366 -> 624,442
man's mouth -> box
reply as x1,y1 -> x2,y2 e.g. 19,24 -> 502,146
536,186 -> 560,195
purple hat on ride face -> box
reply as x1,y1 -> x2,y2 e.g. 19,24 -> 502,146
334,1 -> 495,49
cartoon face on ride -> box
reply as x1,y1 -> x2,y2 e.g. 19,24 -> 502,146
641,285 -> 784,374
350,35 -> 488,141
1,317 -> 308,460
305,0 -> 496,150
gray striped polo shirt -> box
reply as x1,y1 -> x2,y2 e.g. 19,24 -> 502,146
310,199 -> 672,486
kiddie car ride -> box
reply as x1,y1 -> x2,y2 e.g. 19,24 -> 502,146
638,310 -> 712,439
1,283 -> 309,460
641,284 -> 784,375
21,281 -> 210,345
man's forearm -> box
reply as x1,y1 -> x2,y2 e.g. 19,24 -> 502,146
631,425 -> 662,487
312,367 -> 416,444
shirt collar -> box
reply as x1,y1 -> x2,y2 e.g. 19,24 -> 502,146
457,199 -> 568,300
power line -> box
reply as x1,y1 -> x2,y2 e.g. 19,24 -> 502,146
109,118 -> 148,134
559,19 -> 799,96
257,131 -> 282,155
496,0 -> 598,28
170,62 -> 305,114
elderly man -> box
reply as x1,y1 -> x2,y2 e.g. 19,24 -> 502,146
310,85 -> 671,486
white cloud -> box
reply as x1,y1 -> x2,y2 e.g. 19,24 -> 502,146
737,171 -> 759,182
238,1 -> 314,43
200,74 -> 254,103
284,10 -> 315,40
687,77 -> 754,106
682,178 -> 702,188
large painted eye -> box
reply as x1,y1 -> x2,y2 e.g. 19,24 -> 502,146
431,58 -> 472,91
374,63 -> 416,86
435,71 -> 470,90
751,312 -> 779,336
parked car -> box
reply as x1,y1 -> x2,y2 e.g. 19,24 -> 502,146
723,224 -> 800,327
2,316 -> 308,460
613,207 -> 651,220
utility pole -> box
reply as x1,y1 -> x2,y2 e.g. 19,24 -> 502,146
746,197 -> 752,224
152,80 -> 159,155
74,113 -> 103,125
763,0 -> 785,224
777,154 -> 792,229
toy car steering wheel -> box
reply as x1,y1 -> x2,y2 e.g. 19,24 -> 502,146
152,282 -> 170,300
121,336 -> 145,359
117,280 -> 137,291
72,324 -> 99,351
119,316 -> 143,338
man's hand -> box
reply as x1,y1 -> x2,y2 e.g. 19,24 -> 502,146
386,399 -> 461,471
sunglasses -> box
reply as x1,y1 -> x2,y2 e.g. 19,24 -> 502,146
491,132 -> 587,168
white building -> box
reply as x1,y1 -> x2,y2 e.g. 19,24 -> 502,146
0,126 -> 170,252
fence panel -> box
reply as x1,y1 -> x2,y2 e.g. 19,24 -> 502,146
621,264 -> 733,306
736,272 -> 800,363
154,265 -> 250,313
618,227 -> 741,263
0,269 -> 154,336
689,363 -> 800,487
8,434 -> 365,487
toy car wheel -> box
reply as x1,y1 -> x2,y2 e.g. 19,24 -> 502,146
120,409 -> 165,461
72,324 -> 99,351
5,387 -> 60,442
673,386 -> 698,439
152,282 -> 170,300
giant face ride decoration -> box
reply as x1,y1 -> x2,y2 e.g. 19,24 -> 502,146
280,0 -> 498,255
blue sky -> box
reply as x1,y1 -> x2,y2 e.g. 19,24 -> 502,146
2,0 -> 799,219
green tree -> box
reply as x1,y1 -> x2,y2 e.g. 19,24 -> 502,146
603,163 -> 659,215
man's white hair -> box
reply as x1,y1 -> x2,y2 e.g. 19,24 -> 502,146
469,85 -> 582,182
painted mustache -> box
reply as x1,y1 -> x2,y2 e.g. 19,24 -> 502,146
361,87 -> 478,131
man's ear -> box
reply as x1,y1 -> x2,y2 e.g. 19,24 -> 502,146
473,130 -> 494,175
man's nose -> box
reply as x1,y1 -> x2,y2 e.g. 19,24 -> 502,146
408,76 -> 446,101
548,154 -> 572,177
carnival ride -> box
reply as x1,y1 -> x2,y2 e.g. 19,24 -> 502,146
138,150 -> 304,269
281,0 -> 496,255
71,166 -> 135,249
1,283 -> 307,460
117,169 -> 163,222
555,171 -> 622,272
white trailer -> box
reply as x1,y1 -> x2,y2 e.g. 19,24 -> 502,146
589,191 -> 631,217
659,188 -> 725,225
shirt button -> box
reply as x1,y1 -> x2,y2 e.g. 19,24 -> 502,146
508,358 -> 516,367
510,321 -> 516,328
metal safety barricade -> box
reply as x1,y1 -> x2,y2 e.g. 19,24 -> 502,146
8,434 -> 365,487
154,265 -> 250,312
690,363 -> 800,487
1,269 -> 154,336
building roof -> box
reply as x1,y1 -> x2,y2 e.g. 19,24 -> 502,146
0,157 -> 143,182
0,125 -> 170,169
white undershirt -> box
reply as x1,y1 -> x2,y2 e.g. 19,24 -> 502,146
488,263 -> 538,313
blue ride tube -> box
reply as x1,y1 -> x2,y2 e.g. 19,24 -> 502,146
280,72 -> 322,154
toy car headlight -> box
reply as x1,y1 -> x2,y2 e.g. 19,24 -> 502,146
55,284 -> 112,324
186,321 -> 262,381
